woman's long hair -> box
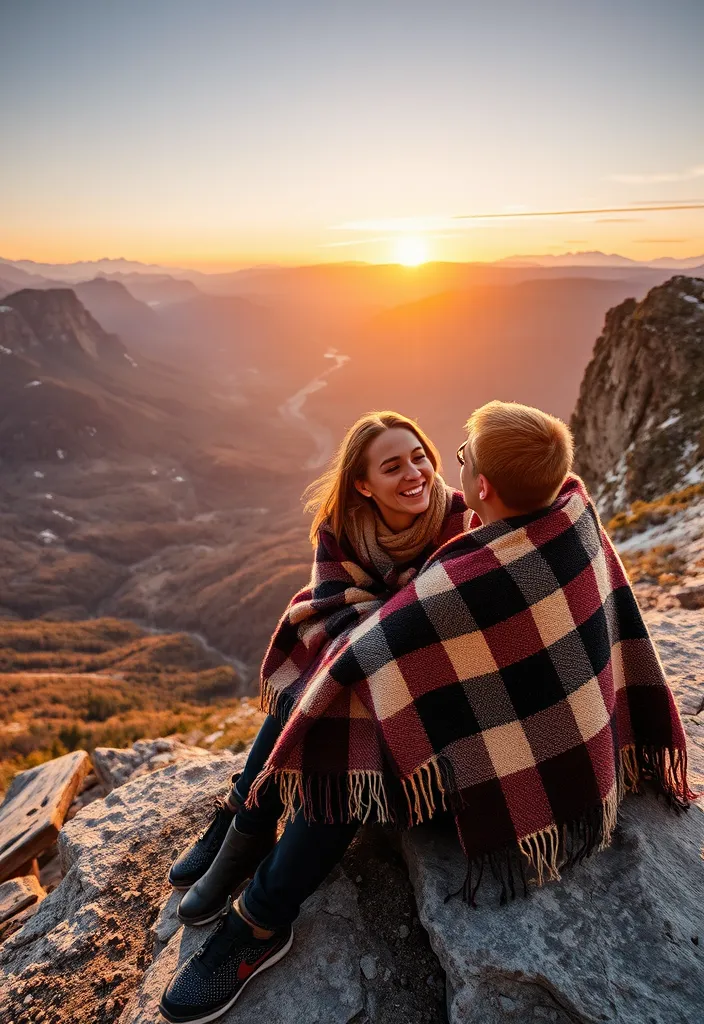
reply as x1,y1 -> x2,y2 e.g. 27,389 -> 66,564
303,411 -> 442,546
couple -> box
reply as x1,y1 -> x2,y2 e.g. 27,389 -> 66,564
159,401 -> 692,1024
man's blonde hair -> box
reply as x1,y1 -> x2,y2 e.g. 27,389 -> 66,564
465,400 -> 574,512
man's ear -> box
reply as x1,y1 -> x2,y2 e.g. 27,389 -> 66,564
478,473 -> 490,501
354,479 -> 372,498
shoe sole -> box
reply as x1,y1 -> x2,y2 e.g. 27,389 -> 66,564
176,879 -> 250,927
168,880 -> 193,892
158,927 -> 294,1024
176,901 -> 229,927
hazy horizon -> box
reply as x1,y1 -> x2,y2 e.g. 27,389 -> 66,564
2,247 -> 704,278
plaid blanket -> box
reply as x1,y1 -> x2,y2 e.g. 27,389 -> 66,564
260,487 -> 473,723
251,474 -> 693,898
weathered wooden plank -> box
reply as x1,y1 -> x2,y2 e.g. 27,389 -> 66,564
0,875 -> 44,926
0,874 -> 45,924
0,751 -> 90,884
12,857 -> 39,880
0,896 -> 43,943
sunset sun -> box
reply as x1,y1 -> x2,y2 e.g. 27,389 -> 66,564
394,236 -> 428,266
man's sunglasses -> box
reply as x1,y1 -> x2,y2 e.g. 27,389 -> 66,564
456,442 -> 467,466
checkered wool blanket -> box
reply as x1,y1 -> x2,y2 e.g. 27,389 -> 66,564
251,474 -> 693,898
260,487 -> 473,723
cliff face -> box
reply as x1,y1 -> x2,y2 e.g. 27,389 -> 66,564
571,276 -> 704,518
1,288 -> 126,363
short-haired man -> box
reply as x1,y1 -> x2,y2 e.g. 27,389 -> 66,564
458,399 -> 574,519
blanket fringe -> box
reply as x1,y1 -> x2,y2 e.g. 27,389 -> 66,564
246,765 -> 396,825
245,755 -> 448,827
401,758 -> 448,824
259,679 -> 296,726
632,743 -> 695,808
451,742 -> 694,907
618,743 -> 641,796
245,742 -> 694,889
518,824 -> 561,887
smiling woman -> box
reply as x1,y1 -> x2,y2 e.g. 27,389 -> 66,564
394,236 -> 428,266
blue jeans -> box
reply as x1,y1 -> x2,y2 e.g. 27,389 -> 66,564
227,715 -> 359,929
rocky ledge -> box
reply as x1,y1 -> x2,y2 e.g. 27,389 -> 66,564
0,610 -> 701,1024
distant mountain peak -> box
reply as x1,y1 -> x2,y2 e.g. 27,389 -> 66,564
0,256 -> 184,282
496,250 -> 704,270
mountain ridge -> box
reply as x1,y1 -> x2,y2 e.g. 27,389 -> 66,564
571,275 -> 704,516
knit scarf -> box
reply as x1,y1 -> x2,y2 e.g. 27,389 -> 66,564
346,475 -> 452,585
251,474 -> 695,900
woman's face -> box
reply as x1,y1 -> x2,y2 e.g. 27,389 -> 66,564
355,427 -> 434,529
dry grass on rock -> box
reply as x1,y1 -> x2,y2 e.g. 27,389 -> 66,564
607,482 -> 704,539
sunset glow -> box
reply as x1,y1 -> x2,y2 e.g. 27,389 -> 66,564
394,237 -> 428,266
0,3 -> 702,268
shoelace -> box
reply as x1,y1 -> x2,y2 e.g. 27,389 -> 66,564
195,899 -> 240,970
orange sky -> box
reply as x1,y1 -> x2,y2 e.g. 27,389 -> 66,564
2,2 -> 702,270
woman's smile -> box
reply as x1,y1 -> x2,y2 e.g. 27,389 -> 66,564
398,479 -> 426,499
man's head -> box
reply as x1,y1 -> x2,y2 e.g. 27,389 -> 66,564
458,400 -> 574,524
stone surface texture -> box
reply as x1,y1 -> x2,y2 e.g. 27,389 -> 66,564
0,754 -> 244,1021
119,874 -> 367,1024
91,737 -> 212,792
0,747 -> 445,1024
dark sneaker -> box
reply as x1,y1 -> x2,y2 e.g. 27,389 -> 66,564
159,905 -> 293,1023
177,823 -> 276,926
169,799 -> 236,891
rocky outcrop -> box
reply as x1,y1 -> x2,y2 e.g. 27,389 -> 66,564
571,276 -> 704,517
0,751 -> 445,1024
92,738 -> 213,793
0,754 -> 245,1022
404,791 -> 702,1024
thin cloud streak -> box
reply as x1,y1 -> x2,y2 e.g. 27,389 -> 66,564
332,203 -> 704,235
453,203 -> 704,220
610,165 -> 704,184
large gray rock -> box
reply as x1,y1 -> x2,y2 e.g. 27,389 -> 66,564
402,606 -> 704,1024
92,737 -> 213,792
0,746 -> 444,1024
0,753 -> 244,1023
403,795 -> 702,1024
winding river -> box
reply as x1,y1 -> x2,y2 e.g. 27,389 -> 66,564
279,349 -> 350,469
